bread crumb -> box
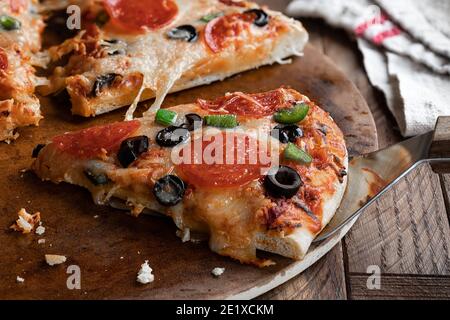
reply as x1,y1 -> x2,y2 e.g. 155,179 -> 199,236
35,225 -> 46,235
10,208 -> 41,234
16,276 -> 25,283
136,260 -> 154,284
38,239 -> 46,244
176,228 -> 191,243
211,267 -> 225,277
93,215 -> 99,219
45,254 -> 67,266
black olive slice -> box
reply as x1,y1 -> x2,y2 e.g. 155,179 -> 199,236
271,125 -> 303,144
32,144 -> 46,158
117,136 -> 149,168
156,126 -> 190,147
153,175 -> 186,206
84,169 -> 109,186
167,25 -> 198,42
92,73 -> 118,97
264,166 -> 303,199
244,9 -> 269,27
181,113 -> 203,131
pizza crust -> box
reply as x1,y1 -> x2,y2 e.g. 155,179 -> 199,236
255,157 -> 348,260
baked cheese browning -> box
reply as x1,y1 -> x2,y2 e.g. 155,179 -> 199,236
264,103 -> 348,235
0,0 -> 44,142
32,88 -> 347,266
41,0 -> 308,117
197,88 -> 302,117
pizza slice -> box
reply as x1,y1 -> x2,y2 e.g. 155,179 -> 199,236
32,87 -> 348,266
0,0 -> 45,142
41,0 -> 308,118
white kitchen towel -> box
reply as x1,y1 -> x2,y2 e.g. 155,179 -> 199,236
287,0 -> 450,136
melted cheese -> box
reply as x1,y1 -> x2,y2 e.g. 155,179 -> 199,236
32,94 -> 348,266
43,0 -> 308,118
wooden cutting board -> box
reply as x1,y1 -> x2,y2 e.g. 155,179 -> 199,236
0,44 -> 377,299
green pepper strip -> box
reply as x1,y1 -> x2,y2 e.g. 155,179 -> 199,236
156,109 -> 178,126
274,103 -> 309,124
284,143 -> 313,164
0,15 -> 21,31
204,115 -> 239,128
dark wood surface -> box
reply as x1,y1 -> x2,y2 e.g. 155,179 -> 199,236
259,0 -> 450,300
0,43 -> 376,299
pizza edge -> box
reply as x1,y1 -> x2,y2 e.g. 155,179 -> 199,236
255,157 -> 348,260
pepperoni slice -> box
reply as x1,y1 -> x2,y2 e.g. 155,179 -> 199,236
52,120 -> 140,159
0,49 -> 8,71
10,0 -> 27,13
102,0 -> 178,33
177,132 -> 271,188
204,12 -> 255,53
197,89 -> 299,117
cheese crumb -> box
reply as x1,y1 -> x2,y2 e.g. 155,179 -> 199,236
176,228 -> 191,243
10,208 -> 41,234
35,225 -> 46,235
16,276 -> 25,283
45,254 -> 67,266
211,267 -> 225,277
136,260 -> 154,284
38,239 -> 46,244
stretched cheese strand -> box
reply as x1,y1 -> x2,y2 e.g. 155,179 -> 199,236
124,80 -> 146,121
124,0 -> 202,120
124,47 -> 199,120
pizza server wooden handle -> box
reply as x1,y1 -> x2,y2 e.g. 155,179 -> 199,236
429,116 -> 450,173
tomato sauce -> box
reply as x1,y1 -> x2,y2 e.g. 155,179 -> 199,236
219,0 -> 247,7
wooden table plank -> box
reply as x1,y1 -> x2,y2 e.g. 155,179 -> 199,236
345,164 -> 450,275
441,175 -> 450,220
259,245 -> 347,300
349,274 -> 450,300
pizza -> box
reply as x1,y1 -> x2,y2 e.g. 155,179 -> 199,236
32,87 -> 348,266
0,0 -> 45,142
40,0 -> 308,118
